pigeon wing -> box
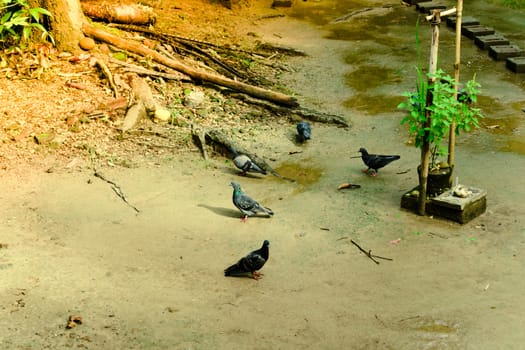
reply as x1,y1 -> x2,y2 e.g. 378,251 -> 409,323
241,254 -> 266,272
235,193 -> 259,213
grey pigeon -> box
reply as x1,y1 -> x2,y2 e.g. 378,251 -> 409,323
230,181 -> 273,222
296,121 -> 311,142
224,240 -> 270,280
358,147 -> 400,176
230,147 -> 267,176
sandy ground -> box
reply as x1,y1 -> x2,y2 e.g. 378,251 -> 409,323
2,1 -> 525,349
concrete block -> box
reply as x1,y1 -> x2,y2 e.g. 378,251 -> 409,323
489,45 -> 523,60
461,25 -> 495,39
447,16 -> 480,28
475,34 -> 509,50
506,56 -> 525,73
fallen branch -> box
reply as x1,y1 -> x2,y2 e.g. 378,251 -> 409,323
351,239 -> 393,265
197,128 -> 293,181
94,171 -> 140,213
81,3 -> 156,25
121,74 -> 171,132
332,8 -> 372,23
82,23 -> 299,107
191,124 -> 208,161
227,93 -> 350,127
93,58 -> 119,97
110,58 -> 190,81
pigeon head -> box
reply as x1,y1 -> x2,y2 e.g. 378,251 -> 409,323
358,147 -> 367,154
230,181 -> 242,192
262,240 -> 270,248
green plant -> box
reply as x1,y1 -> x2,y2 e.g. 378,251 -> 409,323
0,0 -> 53,46
398,68 -> 484,170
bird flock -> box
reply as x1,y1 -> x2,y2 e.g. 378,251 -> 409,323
224,122 -> 400,280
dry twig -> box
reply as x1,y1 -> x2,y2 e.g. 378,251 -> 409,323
94,171 -> 140,213
351,239 -> 393,265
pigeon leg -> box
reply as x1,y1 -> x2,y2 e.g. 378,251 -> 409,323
241,215 -> 248,223
252,271 -> 263,280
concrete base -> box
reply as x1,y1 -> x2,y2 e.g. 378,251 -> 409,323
400,185 -> 487,224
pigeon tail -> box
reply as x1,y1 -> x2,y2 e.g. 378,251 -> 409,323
224,263 -> 248,277
262,206 -> 274,216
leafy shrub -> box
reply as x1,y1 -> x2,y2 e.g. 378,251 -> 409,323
0,0 -> 53,47
398,68 -> 484,169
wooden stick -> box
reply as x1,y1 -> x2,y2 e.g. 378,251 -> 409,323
94,58 -> 119,97
448,0 -> 463,168
94,171 -> 140,213
418,10 -> 441,215
350,240 -> 393,265
82,23 -> 299,107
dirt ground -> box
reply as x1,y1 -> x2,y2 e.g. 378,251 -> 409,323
1,0 -> 525,349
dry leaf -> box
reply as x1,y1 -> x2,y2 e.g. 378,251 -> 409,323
66,315 -> 83,329
337,183 -> 361,190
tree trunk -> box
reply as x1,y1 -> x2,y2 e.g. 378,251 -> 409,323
28,0 -> 85,52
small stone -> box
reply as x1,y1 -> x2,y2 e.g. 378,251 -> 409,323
184,91 -> 206,108
154,108 -> 171,122
79,37 -> 96,51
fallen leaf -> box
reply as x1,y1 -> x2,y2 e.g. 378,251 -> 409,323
66,81 -> 87,90
66,315 -> 83,329
389,238 -> 402,245
338,183 -> 361,190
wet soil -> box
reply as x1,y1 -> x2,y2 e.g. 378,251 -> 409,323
1,0 -> 525,349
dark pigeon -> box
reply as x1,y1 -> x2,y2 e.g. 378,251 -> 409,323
296,121 -> 311,143
230,147 -> 267,176
224,240 -> 270,280
358,147 -> 400,176
231,181 -> 273,222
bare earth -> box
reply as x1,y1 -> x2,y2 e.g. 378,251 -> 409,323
1,1 -> 525,349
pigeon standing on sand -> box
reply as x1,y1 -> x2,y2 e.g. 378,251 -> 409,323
358,147 -> 400,176
230,181 -> 273,222
296,121 -> 311,143
224,240 -> 270,280
230,147 -> 267,176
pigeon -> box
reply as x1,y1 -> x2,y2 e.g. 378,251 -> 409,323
230,147 -> 267,176
296,121 -> 311,142
230,181 -> 274,222
224,240 -> 270,280
358,147 -> 400,176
